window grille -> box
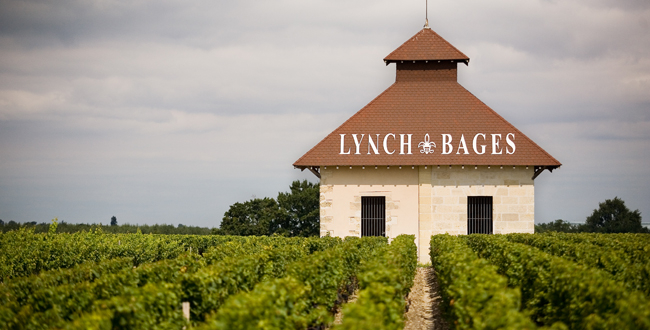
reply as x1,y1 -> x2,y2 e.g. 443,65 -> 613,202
467,196 -> 493,234
361,196 -> 385,237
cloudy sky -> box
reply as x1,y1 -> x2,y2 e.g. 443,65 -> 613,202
0,0 -> 648,228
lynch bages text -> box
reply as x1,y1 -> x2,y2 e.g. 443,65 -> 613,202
339,133 -> 516,155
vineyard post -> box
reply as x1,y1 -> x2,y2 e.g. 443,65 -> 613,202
182,301 -> 190,322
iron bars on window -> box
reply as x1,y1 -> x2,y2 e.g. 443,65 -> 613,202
361,196 -> 386,237
467,196 -> 493,234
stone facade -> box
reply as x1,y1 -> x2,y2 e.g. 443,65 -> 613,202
417,165 -> 534,262
319,165 -> 535,263
319,166 -> 419,244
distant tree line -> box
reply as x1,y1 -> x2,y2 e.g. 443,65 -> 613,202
3,189 -> 640,237
213,180 -> 319,237
535,197 -> 647,234
0,179 -> 319,237
0,219 -> 213,235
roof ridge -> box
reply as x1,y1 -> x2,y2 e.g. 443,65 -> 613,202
384,28 -> 469,62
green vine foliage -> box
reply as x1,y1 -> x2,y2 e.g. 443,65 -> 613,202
199,236 -> 392,330
0,235 -> 341,330
334,234 -> 417,330
0,230 -> 270,282
48,218 -> 58,237
3,229 -> 646,330
463,234 -> 650,329
0,234 -> 391,330
430,234 -> 551,330
505,233 -> 650,296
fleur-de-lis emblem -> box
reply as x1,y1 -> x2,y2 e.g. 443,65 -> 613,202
418,134 -> 436,154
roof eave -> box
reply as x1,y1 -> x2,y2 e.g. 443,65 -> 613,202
294,162 -> 561,168
293,165 -> 321,179
383,58 -> 469,66
532,165 -> 561,180
296,163 -> 560,180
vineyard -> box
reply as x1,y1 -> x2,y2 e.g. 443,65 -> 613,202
1,228 -> 649,329
431,233 -> 650,329
0,227 -> 415,330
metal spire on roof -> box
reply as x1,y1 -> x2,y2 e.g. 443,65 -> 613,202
424,0 -> 430,28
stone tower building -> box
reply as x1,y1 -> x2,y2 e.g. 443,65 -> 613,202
294,26 -> 561,262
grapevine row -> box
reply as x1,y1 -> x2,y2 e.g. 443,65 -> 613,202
534,232 -> 650,264
196,236 -> 390,329
63,237 -> 335,330
505,233 -> 650,296
0,228 -> 257,281
334,234 -> 417,330
429,234 -> 544,329
0,236 -> 341,330
463,234 -> 650,329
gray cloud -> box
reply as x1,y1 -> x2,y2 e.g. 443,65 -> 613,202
0,0 -> 648,226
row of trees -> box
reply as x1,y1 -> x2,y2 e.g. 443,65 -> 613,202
214,180 -> 319,237
535,197 -> 647,233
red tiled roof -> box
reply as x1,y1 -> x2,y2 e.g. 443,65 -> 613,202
384,28 -> 469,63
293,79 -> 560,167
293,28 -> 560,168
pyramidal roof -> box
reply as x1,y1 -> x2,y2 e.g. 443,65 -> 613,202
294,27 -> 560,175
384,28 -> 469,64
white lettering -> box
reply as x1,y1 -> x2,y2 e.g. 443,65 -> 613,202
506,133 -> 516,154
491,134 -> 502,154
383,133 -> 396,154
352,134 -> 365,155
367,134 -> 380,155
340,134 -> 350,155
400,134 -> 413,155
456,134 -> 469,154
442,134 -> 453,154
342,132 -> 515,156
472,133 -> 486,155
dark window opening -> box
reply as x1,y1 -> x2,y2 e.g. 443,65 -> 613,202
468,196 -> 493,234
362,196 -> 385,237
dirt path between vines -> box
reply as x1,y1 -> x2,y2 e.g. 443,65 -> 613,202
332,290 -> 357,325
403,267 -> 449,330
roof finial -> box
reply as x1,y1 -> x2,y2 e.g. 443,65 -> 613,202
424,0 -> 430,28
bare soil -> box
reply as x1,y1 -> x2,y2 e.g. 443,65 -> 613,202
331,266 -> 448,329
404,267 -> 450,330
332,290 -> 358,325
